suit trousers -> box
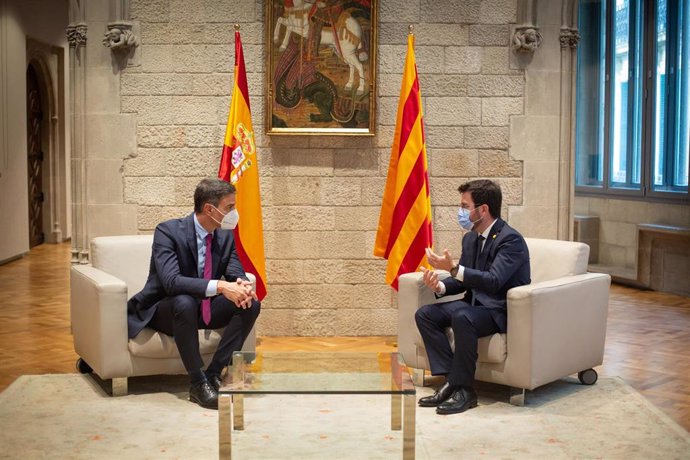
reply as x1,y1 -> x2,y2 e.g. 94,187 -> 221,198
415,300 -> 502,388
148,294 -> 260,377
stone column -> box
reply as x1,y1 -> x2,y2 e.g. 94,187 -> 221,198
66,18 -> 88,263
509,1 -> 562,239
558,0 -> 580,241
67,0 -> 139,263
83,0 -> 138,243
50,112 -> 62,243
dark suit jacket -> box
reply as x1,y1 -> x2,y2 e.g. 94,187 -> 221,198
127,213 -> 247,338
440,218 -> 531,332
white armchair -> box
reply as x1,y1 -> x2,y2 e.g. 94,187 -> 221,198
70,235 -> 256,396
397,238 -> 611,405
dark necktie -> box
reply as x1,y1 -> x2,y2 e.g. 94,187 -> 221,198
201,233 -> 213,325
471,235 -> 485,307
474,235 -> 486,268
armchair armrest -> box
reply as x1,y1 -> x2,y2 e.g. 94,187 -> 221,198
505,272 -> 611,389
70,265 -> 130,378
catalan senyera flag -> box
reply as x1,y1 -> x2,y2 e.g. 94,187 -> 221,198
373,32 -> 433,290
218,29 -> 267,300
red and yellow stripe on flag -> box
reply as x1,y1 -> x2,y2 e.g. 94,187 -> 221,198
218,29 -> 267,300
374,32 -> 433,290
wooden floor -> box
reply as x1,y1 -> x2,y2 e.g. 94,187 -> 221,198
1,242 -> 689,432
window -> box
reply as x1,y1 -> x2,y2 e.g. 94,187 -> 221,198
576,0 -> 689,201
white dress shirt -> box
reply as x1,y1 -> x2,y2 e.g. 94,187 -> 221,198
436,218 -> 497,295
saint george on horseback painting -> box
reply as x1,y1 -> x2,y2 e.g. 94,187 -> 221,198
265,0 -> 377,134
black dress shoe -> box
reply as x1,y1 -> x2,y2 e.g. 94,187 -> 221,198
206,373 -> 222,392
436,387 -> 478,415
189,381 -> 218,409
418,381 -> 456,407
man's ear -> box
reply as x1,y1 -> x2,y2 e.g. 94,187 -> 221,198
201,202 -> 213,218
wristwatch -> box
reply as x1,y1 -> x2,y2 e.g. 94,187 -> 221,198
450,264 -> 459,278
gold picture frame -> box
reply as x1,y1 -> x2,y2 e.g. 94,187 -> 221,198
265,0 -> 378,135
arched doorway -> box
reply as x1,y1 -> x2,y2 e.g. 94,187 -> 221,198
26,63 -> 45,247
25,40 -> 70,249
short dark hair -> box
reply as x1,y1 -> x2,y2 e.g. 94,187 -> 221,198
193,178 -> 236,213
458,179 -> 502,219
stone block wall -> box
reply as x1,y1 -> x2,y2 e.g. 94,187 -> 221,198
122,0 -> 526,335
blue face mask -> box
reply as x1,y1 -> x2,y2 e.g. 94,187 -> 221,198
457,206 -> 482,231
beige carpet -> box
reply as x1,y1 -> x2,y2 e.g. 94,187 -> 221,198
0,374 -> 688,459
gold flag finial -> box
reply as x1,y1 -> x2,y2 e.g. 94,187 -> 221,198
234,23 -> 240,31
408,24 -> 414,35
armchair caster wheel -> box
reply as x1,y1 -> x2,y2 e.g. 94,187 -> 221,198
76,358 -> 93,374
578,368 -> 597,385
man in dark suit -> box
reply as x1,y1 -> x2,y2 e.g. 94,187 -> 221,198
127,178 -> 260,409
416,179 -> 530,415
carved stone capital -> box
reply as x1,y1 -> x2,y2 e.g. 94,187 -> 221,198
512,26 -> 543,54
559,28 -> 581,49
66,23 -> 87,48
103,21 -> 139,53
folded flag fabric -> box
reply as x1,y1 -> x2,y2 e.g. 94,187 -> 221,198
218,29 -> 267,300
374,32 -> 433,290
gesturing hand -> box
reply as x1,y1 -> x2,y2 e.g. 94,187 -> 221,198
425,247 -> 454,272
419,267 -> 442,294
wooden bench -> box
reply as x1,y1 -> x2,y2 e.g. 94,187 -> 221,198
637,224 -> 690,297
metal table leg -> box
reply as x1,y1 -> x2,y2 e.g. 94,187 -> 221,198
402,393 -> 415,459
391,394 -> 402,430
233,394 -> 244,430
219,394 -> 232,459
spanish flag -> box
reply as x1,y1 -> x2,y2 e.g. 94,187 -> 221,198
218,29 -> 267,300
374,32 -> 433,290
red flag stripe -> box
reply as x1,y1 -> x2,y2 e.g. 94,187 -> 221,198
218,142 -> 234,183
397,76 -> 421,158
234,227 -> 267,300
384,149 -> 427,257
390,219 -> 431,290
234,31 -> 251,111
396,218 -> 432,276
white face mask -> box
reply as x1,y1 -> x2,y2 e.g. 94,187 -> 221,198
221,209 -> 239,230
210,206 -> 239,230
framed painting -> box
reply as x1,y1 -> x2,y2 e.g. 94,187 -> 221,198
265,0 -> 377,135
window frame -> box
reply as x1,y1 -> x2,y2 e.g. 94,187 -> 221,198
575,0 -> 690,204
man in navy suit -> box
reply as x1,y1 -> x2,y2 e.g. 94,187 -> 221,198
127,178 -> 260,409
416,179 -> 530,415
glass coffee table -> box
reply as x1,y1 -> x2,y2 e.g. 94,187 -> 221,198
218,351 -> 416,459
